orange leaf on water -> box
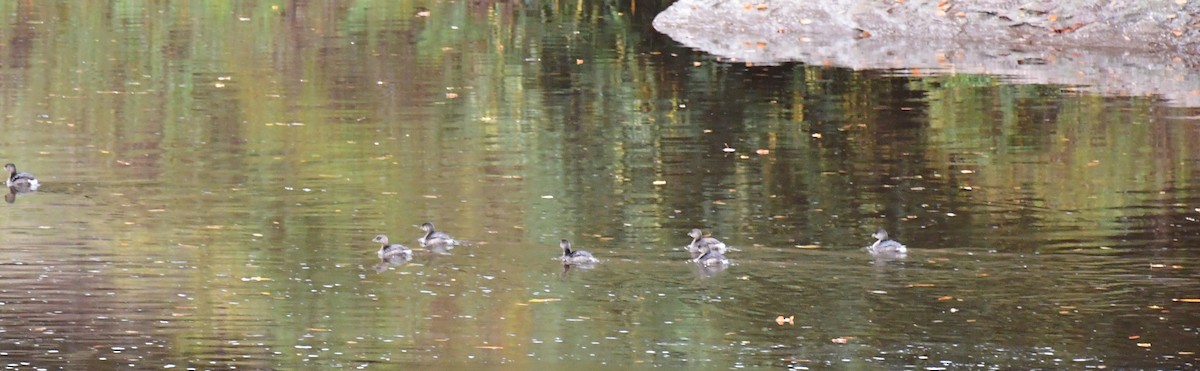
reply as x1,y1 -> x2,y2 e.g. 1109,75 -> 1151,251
937,296 -> 954,301
775,315 -> 794,325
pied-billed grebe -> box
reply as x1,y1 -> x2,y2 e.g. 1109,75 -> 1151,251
865,228 -> 907,256
693,243 -> 729,267
417,222 -> 458,248
373,234 -> 413,260
5,163 -> 38,191
686,228 -> 727,257
560,239 -> 599,265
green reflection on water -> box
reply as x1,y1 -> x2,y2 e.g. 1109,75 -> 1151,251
1,0 -> 1198,369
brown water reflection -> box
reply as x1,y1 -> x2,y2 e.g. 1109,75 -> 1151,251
1,1 -> 1199,369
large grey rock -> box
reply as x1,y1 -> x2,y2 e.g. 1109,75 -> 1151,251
654,0 -> 1200,106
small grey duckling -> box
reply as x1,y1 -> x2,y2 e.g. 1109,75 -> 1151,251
693,244 -> 729,267
5,163 -> 39,191
686,228 -> 727,256
560,239 -> 599,265
865,228 -> 907,256
418,222 -> 458,248
373,234 -> 413,260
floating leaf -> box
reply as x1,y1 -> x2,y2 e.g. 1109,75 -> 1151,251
936,296 -> 954,301
528,298 -> 561,303
831,337 -> 849,344
775,315 -> 794,325
652,180 -> 667,185
907,283 -> 936,288
1174,298 -> 1200,303
476,346 -> 504,350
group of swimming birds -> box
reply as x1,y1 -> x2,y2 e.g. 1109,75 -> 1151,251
373,223 -> 909,268
5,162 -> 909,267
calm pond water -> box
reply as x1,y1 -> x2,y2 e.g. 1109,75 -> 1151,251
2,1 -> 1199,370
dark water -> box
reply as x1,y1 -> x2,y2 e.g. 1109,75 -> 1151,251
1,1 -> 1199,369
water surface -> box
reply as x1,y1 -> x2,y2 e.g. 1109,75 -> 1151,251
1,1 -> 1198,369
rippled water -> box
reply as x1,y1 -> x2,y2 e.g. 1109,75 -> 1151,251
1,1 -> 1199,370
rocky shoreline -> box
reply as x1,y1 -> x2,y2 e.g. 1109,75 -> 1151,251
653,0 -> 1200,105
